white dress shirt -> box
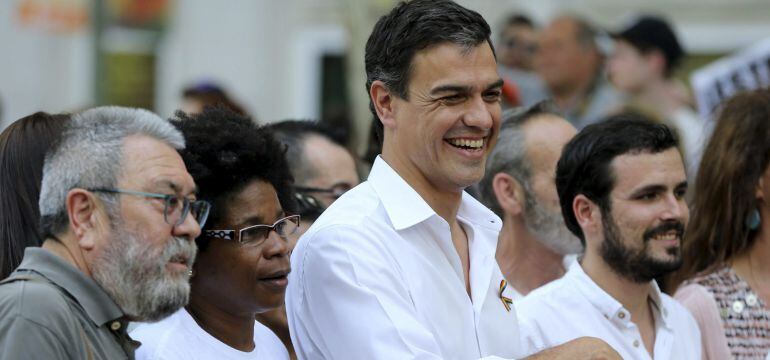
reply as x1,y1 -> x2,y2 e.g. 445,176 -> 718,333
286,157 -> 521,360
516,262 -> 701,359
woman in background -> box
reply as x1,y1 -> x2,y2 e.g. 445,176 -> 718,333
0,112 -> 69,279
670,89 -> 770,359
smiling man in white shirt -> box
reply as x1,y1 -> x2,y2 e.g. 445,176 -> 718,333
517,113 -> 702,359
285,1 -> 619,359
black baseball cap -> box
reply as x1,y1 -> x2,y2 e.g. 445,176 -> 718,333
613,15 -> 684,74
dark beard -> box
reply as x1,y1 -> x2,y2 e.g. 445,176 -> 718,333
600,208 -> 684,283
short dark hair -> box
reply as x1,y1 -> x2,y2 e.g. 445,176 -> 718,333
621,16 -> 684,78
365,0 -> 494,143
0,112 -> 69,279
172,107 -> 296,251
480,101 -> 562,216
555,113 -> 679,244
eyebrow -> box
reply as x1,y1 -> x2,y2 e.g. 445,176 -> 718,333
629,184 -> 667,197
429,79 -> 504,96
237,209 -> 284,228
157,180 -> 198,196
630,181 -> 688,197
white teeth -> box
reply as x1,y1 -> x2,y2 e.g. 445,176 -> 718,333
447,138 -> 483,149
654,233 -> 677,241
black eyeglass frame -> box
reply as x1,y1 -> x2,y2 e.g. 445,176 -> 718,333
87,187 -> 210,228
204,214 -> 301,245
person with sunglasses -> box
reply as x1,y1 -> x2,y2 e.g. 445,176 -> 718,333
0,106 -> 206,359
131,106 -> 296,360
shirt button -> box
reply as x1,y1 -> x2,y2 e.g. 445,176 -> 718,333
732,300 -> 745,314
633,340 -> 640,347
746,294 -> 758,307
110,321 -> 121,331
618,312 -> 626,319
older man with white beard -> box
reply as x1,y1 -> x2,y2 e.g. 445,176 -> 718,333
0,106 -> 209,359
479,101 -> 581,299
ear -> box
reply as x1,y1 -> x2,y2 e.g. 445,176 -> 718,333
492,173 -> 525,216
370,80 -> 397,130
573,194 -> 600,236
66,189 -> 103,250
757,176 -> 766,200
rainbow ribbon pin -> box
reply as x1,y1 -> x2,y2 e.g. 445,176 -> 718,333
499,279 -> 513,312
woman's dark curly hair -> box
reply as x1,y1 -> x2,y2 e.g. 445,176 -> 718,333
171,106 -> 296,251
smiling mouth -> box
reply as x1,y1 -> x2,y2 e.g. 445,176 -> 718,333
652,232 -> 679,241
445,138 -> 485,150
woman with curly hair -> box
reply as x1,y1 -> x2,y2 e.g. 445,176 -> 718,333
669,89 -> 770,359
131,106 -> 296,359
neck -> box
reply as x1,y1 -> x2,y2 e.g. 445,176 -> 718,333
42,234 -> 91,276
581,250 -> 652,317
380,153 -> 462,223
255,306 -> 293,356
732,217 -> 770,299
551,71 -> 598,112
633,78 -> 681,117
748,214 -> 770,273
186,291 -> 256,352
496,217 -> 566,295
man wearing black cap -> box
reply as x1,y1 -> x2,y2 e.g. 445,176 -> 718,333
607,15 -> 705,179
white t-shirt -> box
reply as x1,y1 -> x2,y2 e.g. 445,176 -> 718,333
517,262 -> 701,359
130,308 -> 289,360
286,156 -> 521,360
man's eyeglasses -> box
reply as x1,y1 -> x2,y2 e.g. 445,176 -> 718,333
295,184 -> 351,199
88,188 -> 210,228
204,214 -> 301,246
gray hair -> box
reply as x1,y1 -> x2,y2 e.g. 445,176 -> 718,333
39,106 -> 185,236
479,101 -> 562,217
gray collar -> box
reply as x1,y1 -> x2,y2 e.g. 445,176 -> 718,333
15,247 -> 125,327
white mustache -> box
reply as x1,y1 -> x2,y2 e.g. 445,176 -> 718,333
162,237 -> 197,268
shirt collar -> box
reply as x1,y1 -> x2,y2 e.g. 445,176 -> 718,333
16,247 -> 125,327
368,156 -> 502,232
569,261 -> 672,329
568,261 -> 625,321
648,279 -> 673,330
368,156 -> 440,230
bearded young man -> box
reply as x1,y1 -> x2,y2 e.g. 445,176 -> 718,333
0,107 -> 209,359
516,113 -> 701,359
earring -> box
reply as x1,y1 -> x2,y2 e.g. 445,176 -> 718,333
188,269 -> 194,277
746,208 -> 761,230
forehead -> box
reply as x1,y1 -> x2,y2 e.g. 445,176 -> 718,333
609,148 -> 686,194
407,42 -> 499,90
302,135 -> 357,180
543,19 -> 577,42
614,39 -> 641,54
226,180 -> 281,225
523,115 -> 576,167
119,134 -> 195,194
